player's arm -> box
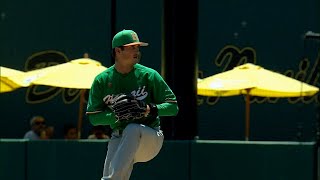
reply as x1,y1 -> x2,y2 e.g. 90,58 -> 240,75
86,77 -> 115,126
152,72 -> 179,116
86,111 -> 115,126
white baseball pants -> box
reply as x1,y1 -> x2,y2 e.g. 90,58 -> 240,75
101,123 -> 164,180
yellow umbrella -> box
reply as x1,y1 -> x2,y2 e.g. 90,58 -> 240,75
16,58 -> 107,138
198,63 -> 319,140
19,58 -> 107,89
0,66 -> 28,93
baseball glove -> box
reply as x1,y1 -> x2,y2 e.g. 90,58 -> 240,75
110,94 -> 147,122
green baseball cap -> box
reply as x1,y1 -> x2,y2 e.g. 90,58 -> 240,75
112,29 -> 149,49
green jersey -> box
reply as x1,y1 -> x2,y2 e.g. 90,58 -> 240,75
86,63 -> 178,131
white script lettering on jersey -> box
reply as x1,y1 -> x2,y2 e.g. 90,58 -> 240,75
102,86 -> 148,105
103,95 -> 114,105
131,86 -> 148,100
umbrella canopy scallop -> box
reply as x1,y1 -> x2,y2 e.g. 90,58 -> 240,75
15,58 -> 107,89
198,63 -> 319,97
0,66 -> 28,93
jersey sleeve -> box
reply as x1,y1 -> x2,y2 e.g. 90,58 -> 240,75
151,71 -> 179,116
86,76 -> 115,126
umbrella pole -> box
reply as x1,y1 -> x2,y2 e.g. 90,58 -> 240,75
245,90 -> 250,141
77,89 -> 85,139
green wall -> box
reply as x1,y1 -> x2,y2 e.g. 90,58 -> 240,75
197,0 -> 320,140
191,140 -> 316,180
0,139 -> 26,180
0,140 -> 316,180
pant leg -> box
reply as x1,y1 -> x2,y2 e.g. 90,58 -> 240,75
103,123 -> 164,180
102,134 -> 121,179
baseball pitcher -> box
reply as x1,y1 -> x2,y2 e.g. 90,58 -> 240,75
86,29 -> 179,180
